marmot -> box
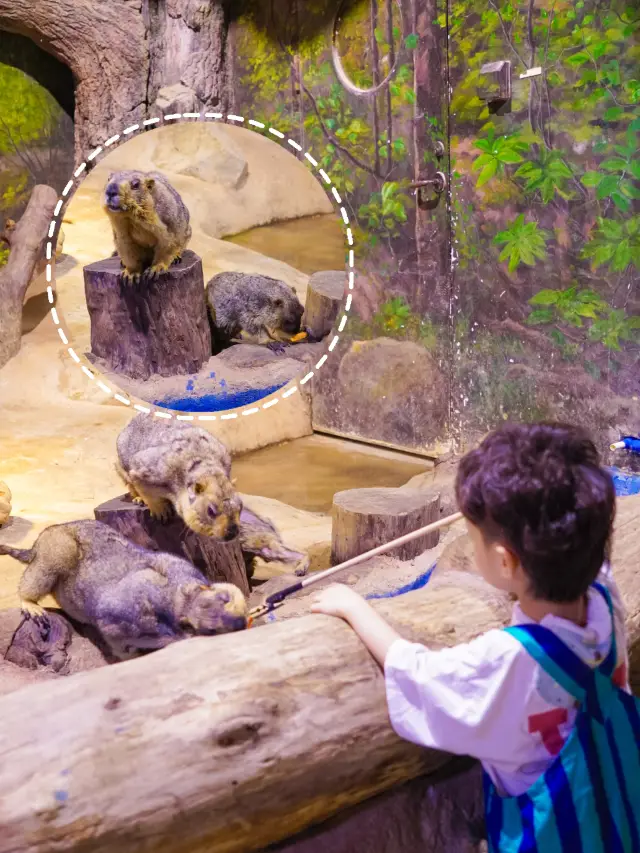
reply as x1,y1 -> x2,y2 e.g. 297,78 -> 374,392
103,169 -> 191,283
0,520 -> 248,660
206,271 -> 305,349
116,414 -> 242,540
239,506 -> 310,577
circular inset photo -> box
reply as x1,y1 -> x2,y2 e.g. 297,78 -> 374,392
54,119 -> 350,414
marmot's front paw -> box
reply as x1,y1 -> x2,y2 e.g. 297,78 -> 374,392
266,341 -> 288,355
131,496 -> 147,507
144,262 -> 171,281
294,556 -> 310,577
171,255 -> 182,266
120,269 -> 142,285
149,504 -> 174,524
20,600 -> 46,620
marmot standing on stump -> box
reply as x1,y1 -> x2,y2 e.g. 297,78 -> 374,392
206,271 -> 305,349
116,414 -> 242,540
103,170 -> 191,283
0,521 -> 248,660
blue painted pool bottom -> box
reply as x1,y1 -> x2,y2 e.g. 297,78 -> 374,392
155,382 -> 287,413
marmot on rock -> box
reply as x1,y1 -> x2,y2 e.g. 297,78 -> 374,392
116,414 -> 242,540
103,170 -> 191,283
205,271 -> 305,349
0,521 -> 248,660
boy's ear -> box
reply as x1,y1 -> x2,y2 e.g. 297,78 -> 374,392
495,543 -> 519,580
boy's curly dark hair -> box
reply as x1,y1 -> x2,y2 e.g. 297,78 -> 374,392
455,422 -> 616,602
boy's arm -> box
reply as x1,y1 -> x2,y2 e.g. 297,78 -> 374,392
311,583 -> 530,761
310,583 -> 401,666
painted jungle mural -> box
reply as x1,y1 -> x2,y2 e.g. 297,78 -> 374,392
447,0 -> 640,452
1,0 -> 637,455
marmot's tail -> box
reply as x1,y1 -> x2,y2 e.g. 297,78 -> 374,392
0,544 -> 33,563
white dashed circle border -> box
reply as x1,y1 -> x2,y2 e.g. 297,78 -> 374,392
46,111 -> 355,423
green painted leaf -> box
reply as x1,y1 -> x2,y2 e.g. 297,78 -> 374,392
603,106 -> 624,121
611,192 -> 631,212
476,160 -> 498,187
596,174 -> 620,198
405,33 -> 419,49
581,171 -> 601,187
600,158 -> 627,172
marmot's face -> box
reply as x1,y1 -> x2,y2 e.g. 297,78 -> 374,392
188,583 -> 248,634
179,474 -> 242,540
103,172 -> 155,215
277,294 -> 305,335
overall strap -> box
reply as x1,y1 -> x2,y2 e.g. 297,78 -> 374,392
505,585 -> 618,708
504,624 -> 591,702
591,582 -> 617,677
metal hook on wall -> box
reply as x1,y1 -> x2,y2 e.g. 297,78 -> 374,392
331,0 -> 404,97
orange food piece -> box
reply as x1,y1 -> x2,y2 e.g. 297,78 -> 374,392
291,331 -> 308,343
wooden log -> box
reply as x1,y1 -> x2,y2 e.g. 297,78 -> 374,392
0,495 -> 638,853
0,185 -> 58,369
83,249 -> 211,381
332,487 -> 441,565
303,270 -> 345,339
94,494 -> 250,596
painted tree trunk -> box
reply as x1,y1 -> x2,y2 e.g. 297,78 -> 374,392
83,250 -> 211,381
331,487 -> 441,564
94,494 -> 250,596
0,0 -> 231,159
411,0 -> 450,319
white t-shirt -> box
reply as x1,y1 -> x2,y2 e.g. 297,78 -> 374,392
384,565 -> 630,797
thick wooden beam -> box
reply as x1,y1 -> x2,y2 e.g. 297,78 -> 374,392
0,496 -> 637,853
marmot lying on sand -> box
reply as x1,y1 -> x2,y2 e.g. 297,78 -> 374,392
116,414 -> 242,540
0,521 -> 248,660
103,169 -> 191,283
206,271 -> 306,350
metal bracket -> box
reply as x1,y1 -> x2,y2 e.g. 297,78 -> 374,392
408,171 -> 447,193
408,171 -> 447,207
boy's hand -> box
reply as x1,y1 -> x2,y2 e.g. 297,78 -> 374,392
310,583 -> 365,621
310,583 -> 401,667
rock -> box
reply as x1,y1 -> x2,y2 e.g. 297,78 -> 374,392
154,83 -> 200,116
0,483 -> 11,527
270,759 -> 485,853
83,250 -> 212,381
332,487 -> 441,564
0,607 -> 110,697
313,338 -> 448,451
153,121 -> 249,190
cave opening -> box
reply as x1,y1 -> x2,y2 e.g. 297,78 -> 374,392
0,29 -> 75,222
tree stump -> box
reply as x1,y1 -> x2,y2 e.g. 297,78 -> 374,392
94,494 -> 250,596
303,271 -> 345,340
83,250 -> 211,381
331,488 -> 441,565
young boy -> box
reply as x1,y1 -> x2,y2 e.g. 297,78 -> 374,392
311,422 -> 634,849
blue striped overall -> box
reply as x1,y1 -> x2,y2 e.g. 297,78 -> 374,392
484,583 -> 640,853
